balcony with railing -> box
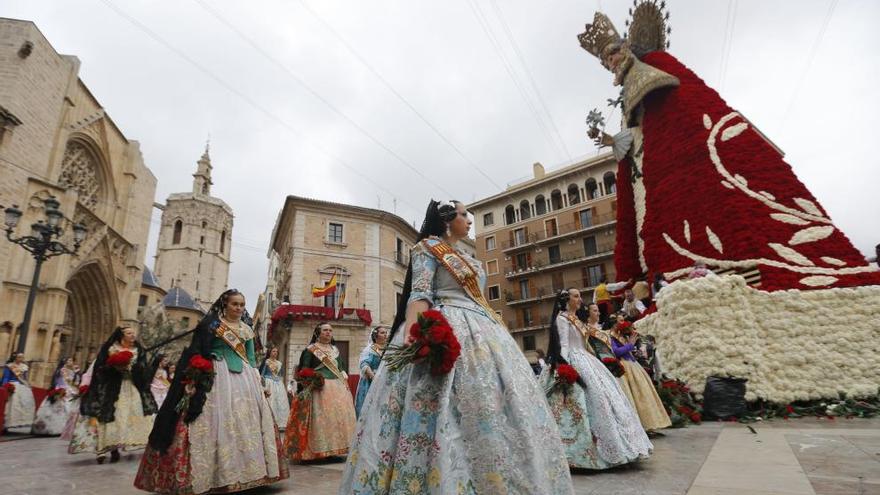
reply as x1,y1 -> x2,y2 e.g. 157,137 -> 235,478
506,312 -> 549,334
504,240 -> 615,279
500,211 -> 616,252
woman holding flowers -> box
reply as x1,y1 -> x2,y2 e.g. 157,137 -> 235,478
69,326 -> 157,463
135,289 -> 288,494
32,356 -> 78,435
1,352 -> 35,434
545,293 -> 652,469
609,320 -> 671,432
340,200 -> 573,494
261,346 -> 290,430
285,322 -> 356,461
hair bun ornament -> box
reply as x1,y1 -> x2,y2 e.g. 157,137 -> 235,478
440,200 -> 457,210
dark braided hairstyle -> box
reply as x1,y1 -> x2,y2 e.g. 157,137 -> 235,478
387,199 -> 459,344
546,288 -> 586,387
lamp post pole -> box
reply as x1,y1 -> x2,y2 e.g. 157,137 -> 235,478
2,196 -> 88,356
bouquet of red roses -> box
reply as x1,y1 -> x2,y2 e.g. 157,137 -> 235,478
47,387 -> 67,404
295,367 -> 325,399
553,363 -> 579,395
175,355 -> 216,414
3,382 -> 14,394
105,350 -> 134,372
384,309 -> 461,376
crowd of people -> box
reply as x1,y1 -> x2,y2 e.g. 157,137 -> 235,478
1,199 -> 687,494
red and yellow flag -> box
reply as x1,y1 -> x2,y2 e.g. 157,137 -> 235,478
311,273 -> 338,297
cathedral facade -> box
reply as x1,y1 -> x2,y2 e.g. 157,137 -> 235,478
153,146 -> 233,310
0,19 -> 157,386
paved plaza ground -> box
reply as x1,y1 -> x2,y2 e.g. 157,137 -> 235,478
0,417 -> 877,494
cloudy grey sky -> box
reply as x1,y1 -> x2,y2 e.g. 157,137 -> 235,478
7,0 -> 878,304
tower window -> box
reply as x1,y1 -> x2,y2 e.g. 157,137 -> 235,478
220,230 -> 227,253
172,220 -> 183,245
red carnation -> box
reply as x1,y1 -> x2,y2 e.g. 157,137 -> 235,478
785,404 -> 795,414
188,355 -> 213,373
690,412 -> 702,423
106,350 -> 134,369
78,384 -> 89,396
297,367 -> 316,379
556,364 -> 579,385
416,346 -> 431,358
3,382 -> 14,394
421,309 -> 445,322
386,310 -> 460,376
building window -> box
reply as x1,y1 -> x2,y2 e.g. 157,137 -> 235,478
504,205 -> 516,225
568,184 -> 581,205
579,209 -> 592,228
534,195 -> 546,215
548,245 -> 561,264
138,294 -> 148,307
519,200 -> 531,221
201,221 -> 207,229
551,271 -> 565,292
514,228 -> 526,246
396,237 -> 406,264
522,307 -> 534,326
523,334 -> 536,351
396,291 -> 403,309
325,282 -> 345,309
172,220 -> 183,245
200,235 -> 205,245
487,285 -> 500,300
220,230 -> 227,253
519,279 -> 530,299
197,263 -> 201,274
545,218 -> 558,237
550,189 -> 563,210
585,265 -> 604,287
486,259 -> 498,275
181,316 -> 190,328
604,171 -> 617,195
485,236 -> 496,251
585,178 -> 599,200
328,222 -> 344,243
515,252 -> 528,270
583,236 -> 597,256
483,212 -> 494,226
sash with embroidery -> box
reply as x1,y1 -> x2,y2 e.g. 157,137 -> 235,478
422,239 -> 505,326
311,346 -> 347,381
214,321 -> 249,362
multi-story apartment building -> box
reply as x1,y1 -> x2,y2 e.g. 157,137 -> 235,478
469,153 -> 619,357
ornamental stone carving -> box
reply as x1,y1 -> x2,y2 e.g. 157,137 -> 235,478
59,141 -> 102,210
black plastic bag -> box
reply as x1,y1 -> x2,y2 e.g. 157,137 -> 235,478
703,376 -> 747,420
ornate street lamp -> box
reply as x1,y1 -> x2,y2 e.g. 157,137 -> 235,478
2,197 -> 88,355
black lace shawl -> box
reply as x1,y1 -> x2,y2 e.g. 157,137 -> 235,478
79,338 -> 157,423
147,317 -> 215,454
147,289 -> 254,454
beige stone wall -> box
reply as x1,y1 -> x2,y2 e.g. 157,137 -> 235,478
0,20 -> 156,386
267,198 -> 417,380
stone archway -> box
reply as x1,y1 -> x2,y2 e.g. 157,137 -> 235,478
63,261 -> 119,368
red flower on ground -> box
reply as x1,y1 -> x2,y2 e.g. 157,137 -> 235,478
556,364 -> 579,385
785,404 -> 795,414
106,350 -> 134,368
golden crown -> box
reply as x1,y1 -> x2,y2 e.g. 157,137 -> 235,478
625,0 -> 671,52
577,12 -> 622,60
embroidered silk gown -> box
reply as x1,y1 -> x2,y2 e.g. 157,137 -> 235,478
1,363 -> 35,434
339,238 -> 573,495
610,333 -> 671,431
32,366 -> 78,436
262,358 -> 290,429
135,321 -> 287,494
354,345 -> 382,418
543,313 -> 652,469
285,345 -> 356,461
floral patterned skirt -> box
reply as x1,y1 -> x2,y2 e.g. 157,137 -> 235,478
3,382 -> 35,433
134,359 -> 288,495
552,349 -> 652,468
68,379 -> 154,454
285,378 -> 356,461
339,305 -> 574,495
618,359 -> 672,431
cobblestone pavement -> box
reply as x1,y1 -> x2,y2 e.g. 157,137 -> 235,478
0,418 -> 877,494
